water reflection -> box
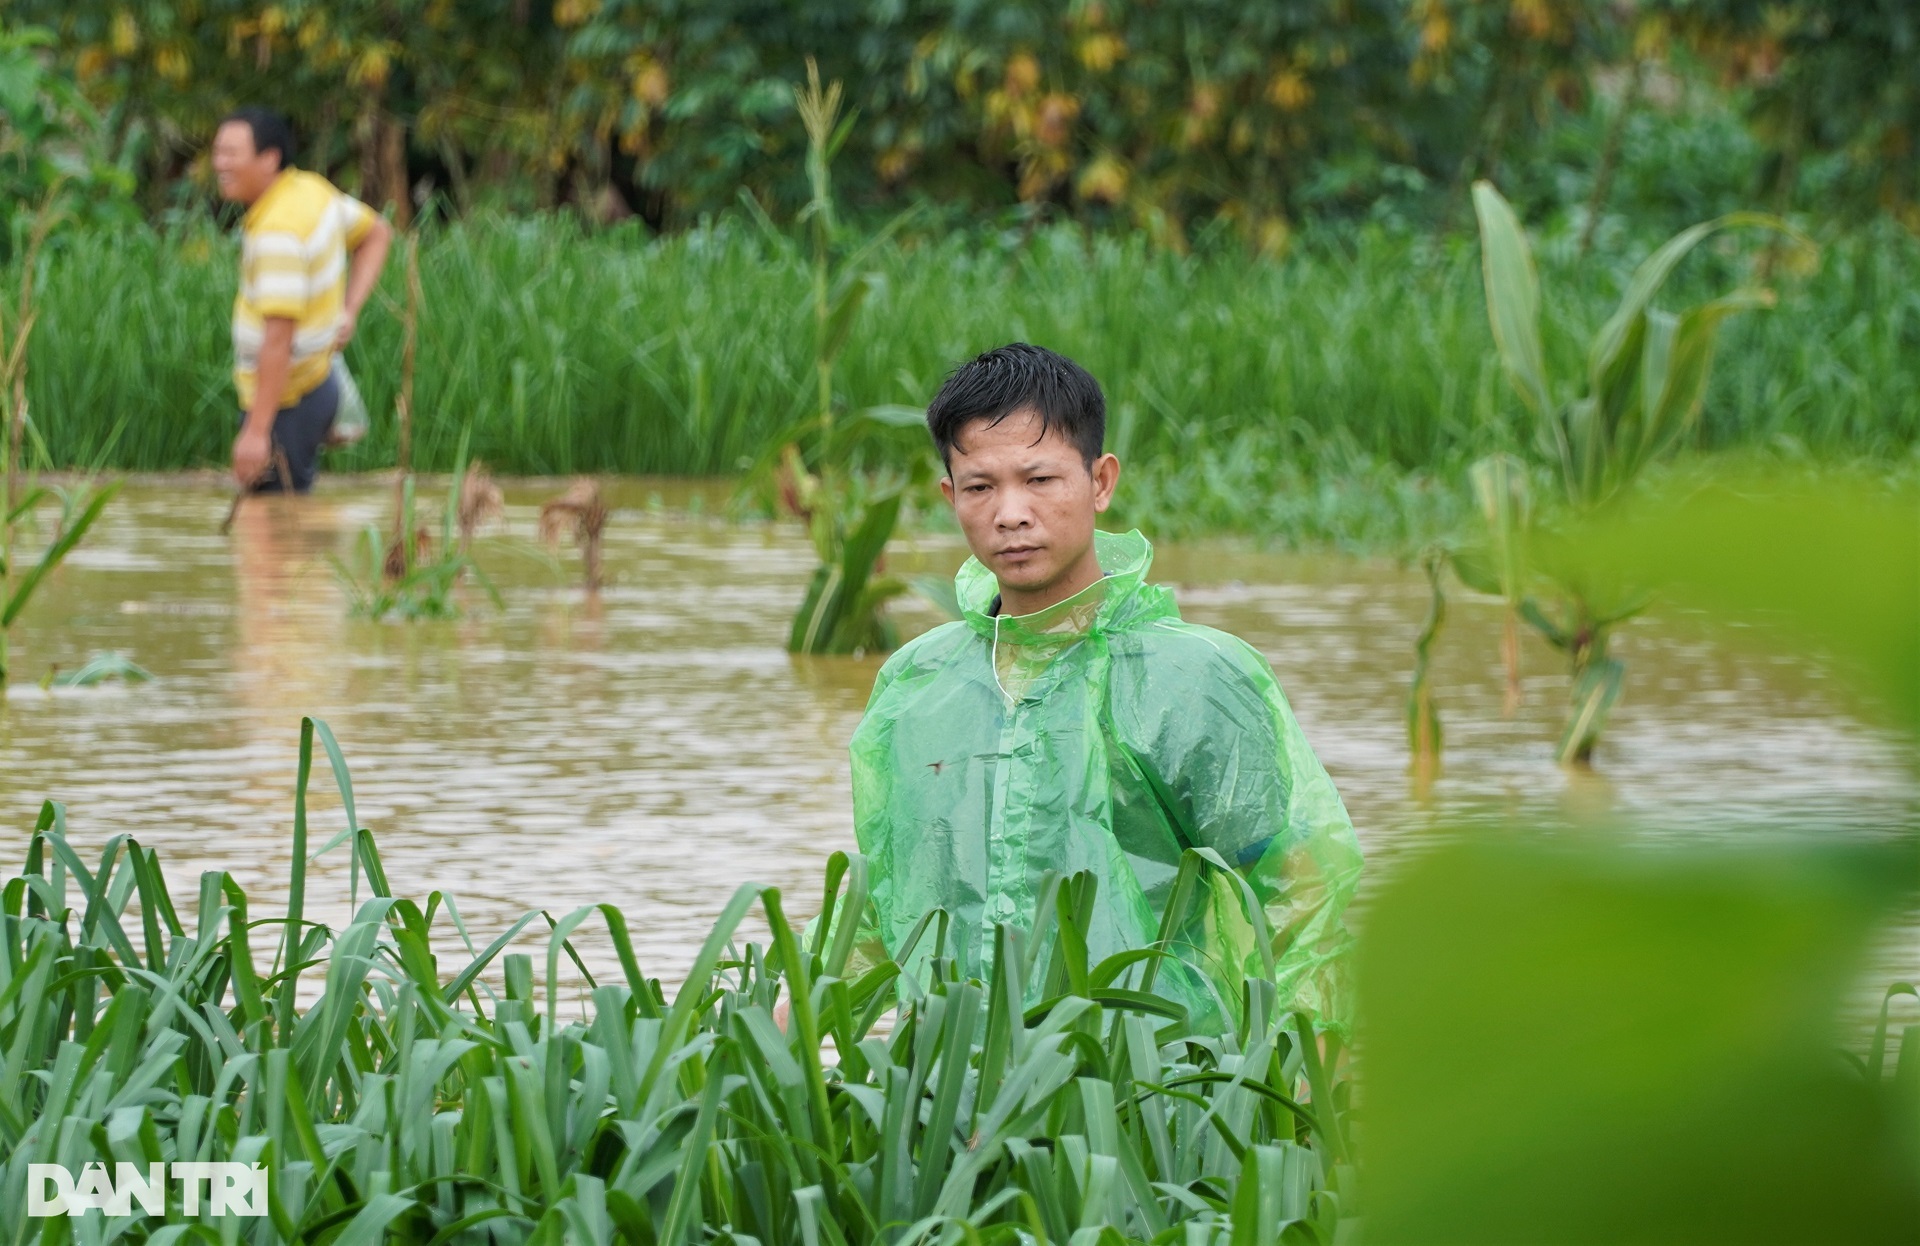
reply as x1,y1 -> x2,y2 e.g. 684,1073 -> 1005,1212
2,480 -> 1912,990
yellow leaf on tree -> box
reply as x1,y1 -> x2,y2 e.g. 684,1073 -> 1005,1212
156,46 -> 190,84
350,46 -> 392,89
1076,153 -> 1129,203
1077,34 -> 1125,73
111,10 -> 139,56
632,61 -> 669,106
1267,69 -> 1313,112
1034,93 -> 1080,148
1005,52 -> 1040,97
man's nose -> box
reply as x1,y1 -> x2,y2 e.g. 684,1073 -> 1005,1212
994,489 -> 1035,530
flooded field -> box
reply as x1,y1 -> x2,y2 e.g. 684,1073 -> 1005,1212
3,479 -> 1913,990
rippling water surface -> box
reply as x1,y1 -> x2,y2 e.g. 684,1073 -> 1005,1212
3,480 -> 1912,991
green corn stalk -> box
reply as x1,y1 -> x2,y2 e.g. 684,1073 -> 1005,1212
1468,453 -> 1530,716
1407,544 -> 1449,780
775,59 -> 929,656
1466,181 -> 1806,765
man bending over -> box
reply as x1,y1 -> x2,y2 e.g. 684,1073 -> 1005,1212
847,343 -> 1363,1034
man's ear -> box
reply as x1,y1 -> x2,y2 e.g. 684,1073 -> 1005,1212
1090,453 -> 1120,513
939,474 -> 955,507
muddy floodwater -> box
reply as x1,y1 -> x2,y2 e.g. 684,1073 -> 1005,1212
3,479 -> 1914,992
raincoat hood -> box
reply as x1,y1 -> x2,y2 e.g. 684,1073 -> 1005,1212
954,528 -> 1176,642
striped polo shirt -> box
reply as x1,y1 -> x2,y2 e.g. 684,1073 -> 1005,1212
232,169 -> 378,409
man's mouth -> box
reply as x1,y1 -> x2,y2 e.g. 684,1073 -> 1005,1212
997,544 -> 1041,562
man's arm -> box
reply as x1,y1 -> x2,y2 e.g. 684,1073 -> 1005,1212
1133,635 -> 1365,1033
233,317 -> 295,486
336,214 -> 393,350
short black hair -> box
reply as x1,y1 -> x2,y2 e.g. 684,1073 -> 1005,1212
221,107 -> 297,170
925,342 -> 1106,471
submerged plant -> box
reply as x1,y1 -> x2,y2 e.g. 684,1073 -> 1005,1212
43,649 -> 151,688
1443,181 -> 1804,765
0,719 -> 1358,1242
538,476 -> 608,591
458,458 -> 505,548
332,432 -> 501,621
1407,543 -> 1448,783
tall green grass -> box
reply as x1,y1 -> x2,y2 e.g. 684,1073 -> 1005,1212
19,216 -> 1920,539
0,719 -> 1352,1242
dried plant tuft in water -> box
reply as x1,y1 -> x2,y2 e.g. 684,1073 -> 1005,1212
539,477 -> 608,590
383,526 -> 434,583
458,460 -> 505,547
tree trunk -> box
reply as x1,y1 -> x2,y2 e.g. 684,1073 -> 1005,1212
1578,58 -> 1646,257
1443,40 -> 1523,232
383,114 -> 413,227
439,138 -> 472,216
1757,86 -> 1806,280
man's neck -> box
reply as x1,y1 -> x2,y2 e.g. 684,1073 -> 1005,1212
997,545 -> 1105,617
243,168 -> 293,213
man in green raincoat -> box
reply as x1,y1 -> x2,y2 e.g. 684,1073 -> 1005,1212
846,343 -> 1363,1035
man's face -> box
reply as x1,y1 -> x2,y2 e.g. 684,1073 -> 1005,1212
212,122 -> 282,204
940,407 -> 1119,604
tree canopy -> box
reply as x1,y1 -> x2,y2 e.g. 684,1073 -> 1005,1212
6,1 -> 1913,237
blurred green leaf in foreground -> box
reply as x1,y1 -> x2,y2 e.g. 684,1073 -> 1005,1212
1359,465 -> 1919,1243
1556,466 -> 1918,738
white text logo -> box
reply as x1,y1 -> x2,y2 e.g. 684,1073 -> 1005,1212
26,1163 -> 268,1217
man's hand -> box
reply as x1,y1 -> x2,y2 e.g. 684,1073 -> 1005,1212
236,316 -> 296,489
333,307 -> 359,351
232,425 -> 273,488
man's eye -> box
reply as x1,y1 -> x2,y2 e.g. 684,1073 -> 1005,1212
964,484 -> 990,494
1030,476 -> 1055,485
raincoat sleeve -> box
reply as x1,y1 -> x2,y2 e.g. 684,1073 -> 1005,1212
1147,633 -> 1365,1034
813,644 -> 919,981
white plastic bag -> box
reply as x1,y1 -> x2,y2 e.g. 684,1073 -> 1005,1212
328,353 -> 369,447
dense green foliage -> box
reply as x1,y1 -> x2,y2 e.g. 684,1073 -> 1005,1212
0,24 -> 138,248
19,214 -> 1917,544
7,1 -> 1915,236
0,720 -> 1353,1242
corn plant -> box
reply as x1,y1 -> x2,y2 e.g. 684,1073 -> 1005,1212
0,717 -> 1357,1243
1450,181 -> 1803,764
1406,544 -> 1448,783
331,433 -> 501,621
760,60 -> 931,656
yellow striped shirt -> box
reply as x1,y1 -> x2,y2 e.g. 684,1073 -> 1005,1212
232,169 -> 377,409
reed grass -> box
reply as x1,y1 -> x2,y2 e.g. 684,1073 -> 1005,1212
17,216 -> 1919,544
0,719 -> 1353,1242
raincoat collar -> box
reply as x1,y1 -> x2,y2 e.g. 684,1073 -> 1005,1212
955,529 -> 1172,643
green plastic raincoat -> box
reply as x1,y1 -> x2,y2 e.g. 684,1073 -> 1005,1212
846,529 -> 1364,1034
